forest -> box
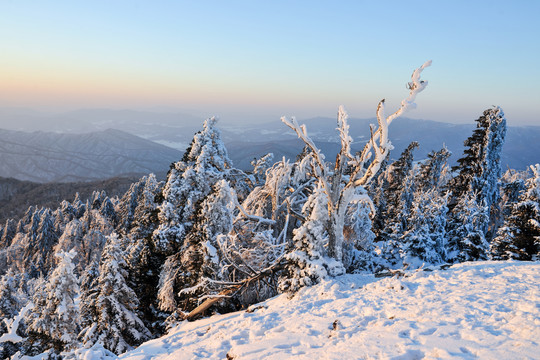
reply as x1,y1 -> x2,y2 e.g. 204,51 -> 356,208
0,62 -> 538,359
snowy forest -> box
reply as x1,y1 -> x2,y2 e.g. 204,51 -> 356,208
0,62 -> 538,359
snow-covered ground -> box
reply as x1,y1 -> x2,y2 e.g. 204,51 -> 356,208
113,261 -> 540,359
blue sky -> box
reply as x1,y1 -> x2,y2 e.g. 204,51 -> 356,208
1,0 -> 539,125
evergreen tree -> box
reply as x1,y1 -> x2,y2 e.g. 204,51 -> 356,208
343,194 -> 375,273
491,164 -> 540,260
79,208 -> 113,271
448,107 -> 507,241
117,174 -> 161,238
377,142 -> 418,267
80,233 -> 150,355
446,192 -> 489,262
153,117 -> 232,255
0,269 -> 22,334
279,181 -> 335,292
53,219 -> 84,273
157,180 -> 237,314
119,177 -> 164,333
33,209 -> 59,275
78,261 -> 99,340
0,269 -> 23,359
1,219 -> 16,249
251,153 -> 274,186
415,147 -> 451,192
99,197 -> 117,227
401,189 -> 448,267
26,250 -> 80,351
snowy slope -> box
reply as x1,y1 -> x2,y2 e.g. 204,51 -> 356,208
114,261 -> 540,360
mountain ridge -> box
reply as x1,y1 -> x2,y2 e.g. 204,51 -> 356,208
0,128 -> 179,183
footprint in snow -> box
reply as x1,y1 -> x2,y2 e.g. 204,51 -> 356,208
419,328 -> 437,336
398,329 -> 411,338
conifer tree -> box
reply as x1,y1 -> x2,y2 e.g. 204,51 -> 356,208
0,219 -> 16,249
153,117 -> 232,255
78,261 -> 99,340
491,164 -> 540,260
401,189 -> 448,267
279,181 -> 333,292
251,153 -> 274,186
377,142 -> 418,267
446,192 -> 489,262
416,147 -> 451,192
448,107 -> 507,241
0,269 -> 22,334
26,250 -> 80,351
157,180 -> 237,313
343,194 -> 375,272
80,233 -> 150,355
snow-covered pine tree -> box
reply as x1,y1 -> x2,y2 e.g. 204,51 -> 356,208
1,219 -> 16,249
385,141 -> 419,228
153,117 -> 257,316
376,141 -> 418,267
251,153 -> 275,186
448,107 -> 507,241
169,179 -> 237,313
0,269 -> 22,334
152,117 -> 232,255
0,220 -> 16,274
72,193 -> 86,219
493,169 -> 527,232
26,250 -> 80,352
14,207 -> 58,277
80,233 -> 150,355
401,189 -> 448,268
491,164 -> 540,260
0,269 -> 24,358
53,219 -> 84,273
99,197 -> 117,227
117,174 -> 161,240
342,191 -> 376,273
34,209 -> 59,275
78,260 -> 99,341
279,181 -> 332,292
78,206 -> 114,271
116,174 -> 164,329
446,191 -> 489,262
367,155 -> 390,245
415,147 -> 451,192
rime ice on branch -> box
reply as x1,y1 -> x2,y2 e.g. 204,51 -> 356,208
282,61 -> 431,263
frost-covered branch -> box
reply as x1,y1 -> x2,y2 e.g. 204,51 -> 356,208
280,61 -> 430,264
281,116 -> 333,208
354,60 -> 431,186
234,197 -> 276,225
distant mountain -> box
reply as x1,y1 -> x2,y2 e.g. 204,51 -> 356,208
0,176 -> 141,223
0,128 -> 180,182
223,117 -> 540,171
0,108 -> 537,178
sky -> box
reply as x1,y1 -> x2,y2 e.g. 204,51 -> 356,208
1,0 -> 539,126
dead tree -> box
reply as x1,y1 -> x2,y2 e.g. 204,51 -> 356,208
282,60 -> 431,263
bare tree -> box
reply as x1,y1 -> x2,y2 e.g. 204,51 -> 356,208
282,60 -> 431,263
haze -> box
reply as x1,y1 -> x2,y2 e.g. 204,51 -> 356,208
1,0 -> 539,128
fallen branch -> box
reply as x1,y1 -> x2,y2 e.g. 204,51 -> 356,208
184,259 -> 286,321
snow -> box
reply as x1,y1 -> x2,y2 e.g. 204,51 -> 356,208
117,261 -> 539,360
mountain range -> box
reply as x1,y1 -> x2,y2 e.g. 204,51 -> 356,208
0,128 -> 180,183
0,109 -> 538,185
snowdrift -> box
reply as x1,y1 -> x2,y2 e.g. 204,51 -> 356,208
116,261 -> 539,360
